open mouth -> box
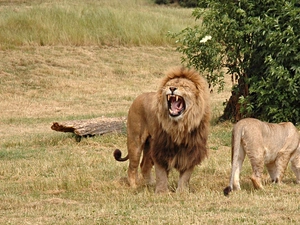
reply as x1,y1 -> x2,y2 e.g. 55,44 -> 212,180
167,94 -> 185,117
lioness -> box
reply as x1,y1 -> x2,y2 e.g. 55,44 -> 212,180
114,67 -> 210,193
224,118 -> 300,196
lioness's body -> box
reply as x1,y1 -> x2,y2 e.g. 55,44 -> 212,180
224,118 -> 300,195
114,67 -> 210,193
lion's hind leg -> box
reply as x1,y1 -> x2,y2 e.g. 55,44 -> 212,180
140,156 -> 155,186
140,138 -> 155,186
127,138 -> 144,188
127,158 -> 140,188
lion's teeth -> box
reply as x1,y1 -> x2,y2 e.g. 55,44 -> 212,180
176,96 -> 179,101
167,95 -> 170,101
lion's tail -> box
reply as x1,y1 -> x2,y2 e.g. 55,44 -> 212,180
113,149 -> 129,162
223,124 -> 244,196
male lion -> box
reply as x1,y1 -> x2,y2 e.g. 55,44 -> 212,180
114,67 -> 210,193
224,118 -> 300,196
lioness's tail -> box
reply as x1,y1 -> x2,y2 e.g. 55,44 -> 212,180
223,124 -> 244,196
223,186 -> 232,196
113,149 -> 129,162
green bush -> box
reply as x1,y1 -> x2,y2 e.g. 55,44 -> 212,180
155,0 -> 172,4
179,0 -> 199,7
154,0 -> 199,8
172,0 -> 300,123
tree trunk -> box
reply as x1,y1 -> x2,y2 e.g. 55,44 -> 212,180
221,74 -> 249,122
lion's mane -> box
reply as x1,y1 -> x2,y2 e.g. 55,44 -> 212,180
151,67 -> 210,171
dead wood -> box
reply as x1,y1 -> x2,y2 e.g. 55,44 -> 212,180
51,117 -> 126,141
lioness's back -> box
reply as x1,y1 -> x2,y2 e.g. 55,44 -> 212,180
234,118 -> 297,139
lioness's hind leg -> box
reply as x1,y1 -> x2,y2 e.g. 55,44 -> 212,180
266,162 -> 278,183
249,150 -> 264,189
224,141 -> 246,196
274,153 -> 292,184
232,148 -> 245,191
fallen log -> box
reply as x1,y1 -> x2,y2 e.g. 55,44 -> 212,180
51,117 -> 126,142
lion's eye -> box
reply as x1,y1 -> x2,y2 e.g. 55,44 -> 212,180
182,85 -> 190,89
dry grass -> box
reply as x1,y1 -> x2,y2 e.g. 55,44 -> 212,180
2,46 -> 300,225
1,1 -> 300,224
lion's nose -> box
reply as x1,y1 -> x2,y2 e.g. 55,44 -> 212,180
169,87 -> 177,93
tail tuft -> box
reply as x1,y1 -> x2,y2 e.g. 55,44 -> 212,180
114,149 -> 122,160
223,186 -> 232,196
113,149 -> 129,162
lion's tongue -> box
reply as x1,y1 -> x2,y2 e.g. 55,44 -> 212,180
170,100 -> 183,114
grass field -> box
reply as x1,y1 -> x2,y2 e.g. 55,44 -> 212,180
0,0 -> 196,47
1,0 -> 300,224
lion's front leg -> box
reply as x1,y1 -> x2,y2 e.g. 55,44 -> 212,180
177,166 -> 194,193
154,162 -> 169,193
